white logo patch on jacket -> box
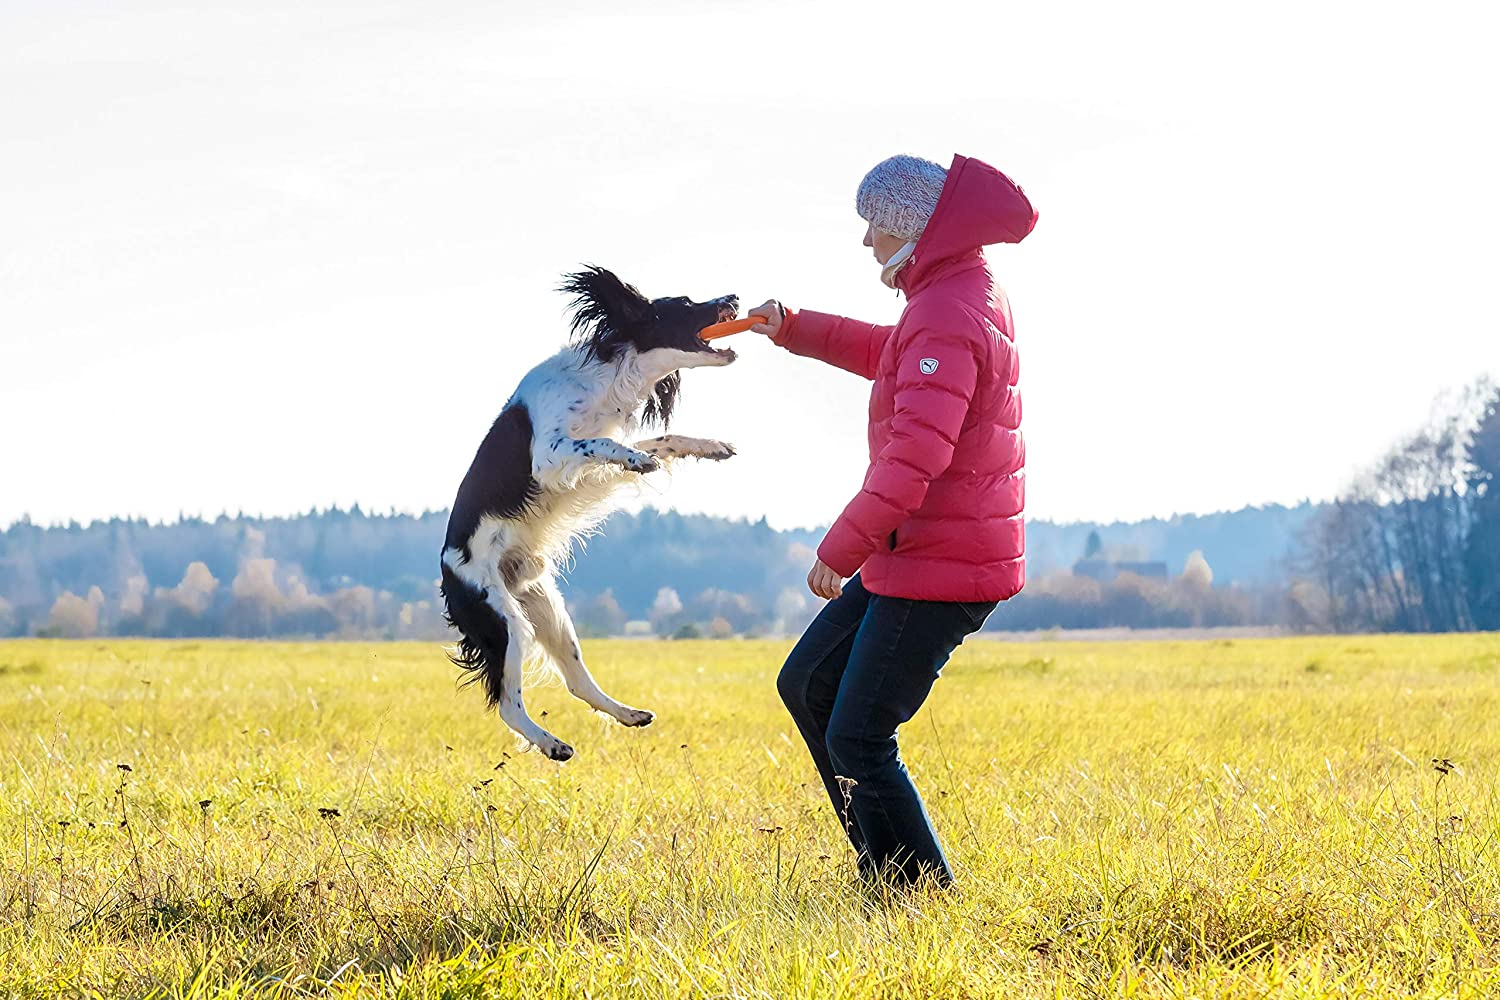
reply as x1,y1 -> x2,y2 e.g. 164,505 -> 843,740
919,358 -> 940,375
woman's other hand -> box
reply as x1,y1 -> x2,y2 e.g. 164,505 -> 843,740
747,300 -> 785,337
806,558 -> 844,600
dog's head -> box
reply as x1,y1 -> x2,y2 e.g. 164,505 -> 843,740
560,266 -> 738,426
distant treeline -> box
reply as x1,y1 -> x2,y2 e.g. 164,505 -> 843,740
18,371 -> 1498,640
0,498 -> 1327,640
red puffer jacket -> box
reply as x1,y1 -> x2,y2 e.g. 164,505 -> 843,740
773,154 -> 1037,602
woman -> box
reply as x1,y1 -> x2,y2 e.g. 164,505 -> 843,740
749,153 -> 1037,885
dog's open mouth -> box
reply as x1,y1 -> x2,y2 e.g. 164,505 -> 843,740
695,295 -> 741,353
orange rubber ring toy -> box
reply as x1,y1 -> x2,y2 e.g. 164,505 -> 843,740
698,315 -> 769,341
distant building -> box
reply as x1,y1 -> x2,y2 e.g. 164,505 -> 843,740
1072,558 -> 1169,583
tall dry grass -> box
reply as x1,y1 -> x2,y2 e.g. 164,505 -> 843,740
1,635 -> 1498,997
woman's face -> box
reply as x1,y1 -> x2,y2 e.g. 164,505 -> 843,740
863,221 -> 908,265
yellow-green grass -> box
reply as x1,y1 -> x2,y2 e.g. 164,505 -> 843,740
2,634 -> 1499,998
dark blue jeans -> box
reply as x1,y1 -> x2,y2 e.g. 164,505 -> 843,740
777,574 -> 995,885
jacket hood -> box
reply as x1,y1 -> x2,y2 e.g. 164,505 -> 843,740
899,154 -> 1037,293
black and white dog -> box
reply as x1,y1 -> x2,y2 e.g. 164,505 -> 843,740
440,267 -> 738,761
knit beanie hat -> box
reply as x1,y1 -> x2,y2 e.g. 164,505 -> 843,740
856,155 -> 948,241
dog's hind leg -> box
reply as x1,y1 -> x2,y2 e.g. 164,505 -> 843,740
486,579 -> 576,761
519,577 -> 655,728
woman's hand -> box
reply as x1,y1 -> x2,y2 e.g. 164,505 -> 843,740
806,558 -> 844,600
747,300 -> 785,338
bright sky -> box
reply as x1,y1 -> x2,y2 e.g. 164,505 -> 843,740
3,0 -> 1497,531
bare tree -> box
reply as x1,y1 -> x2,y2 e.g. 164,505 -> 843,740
1465,381 -> 1500,628
1297,377 -> 1494,632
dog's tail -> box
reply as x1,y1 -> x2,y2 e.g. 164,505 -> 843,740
440,559 -> 508,708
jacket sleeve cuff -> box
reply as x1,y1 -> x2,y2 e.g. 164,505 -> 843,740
769,306 -> 800,348
817,518 -> 869,579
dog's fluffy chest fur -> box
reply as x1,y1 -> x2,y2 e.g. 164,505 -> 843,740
520,349 -> 642,445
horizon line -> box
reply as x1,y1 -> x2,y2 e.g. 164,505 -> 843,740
1,498 -> 1324,535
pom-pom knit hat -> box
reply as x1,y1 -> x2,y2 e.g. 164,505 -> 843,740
856,155 -> 949,241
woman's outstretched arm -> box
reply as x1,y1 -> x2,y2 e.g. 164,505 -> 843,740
749,300 -> 893,381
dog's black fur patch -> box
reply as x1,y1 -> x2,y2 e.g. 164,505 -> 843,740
644,372 -> 680,427
440,562 -> 507,706
445,402 -> 539,563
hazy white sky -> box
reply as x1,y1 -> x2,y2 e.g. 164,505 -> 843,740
3,0 -> 1497,530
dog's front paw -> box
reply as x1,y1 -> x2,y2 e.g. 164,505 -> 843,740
697,441 -> 736,462
625,453 -> 661,474
539,738 -> 575,762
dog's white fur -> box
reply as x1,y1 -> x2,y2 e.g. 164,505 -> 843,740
442,344 -> 734,760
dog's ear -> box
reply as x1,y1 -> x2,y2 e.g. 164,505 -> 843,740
560,266 -> 652,362
641,372 -> 680,428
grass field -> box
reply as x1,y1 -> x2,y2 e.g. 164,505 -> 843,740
2,634 -> 1499,998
